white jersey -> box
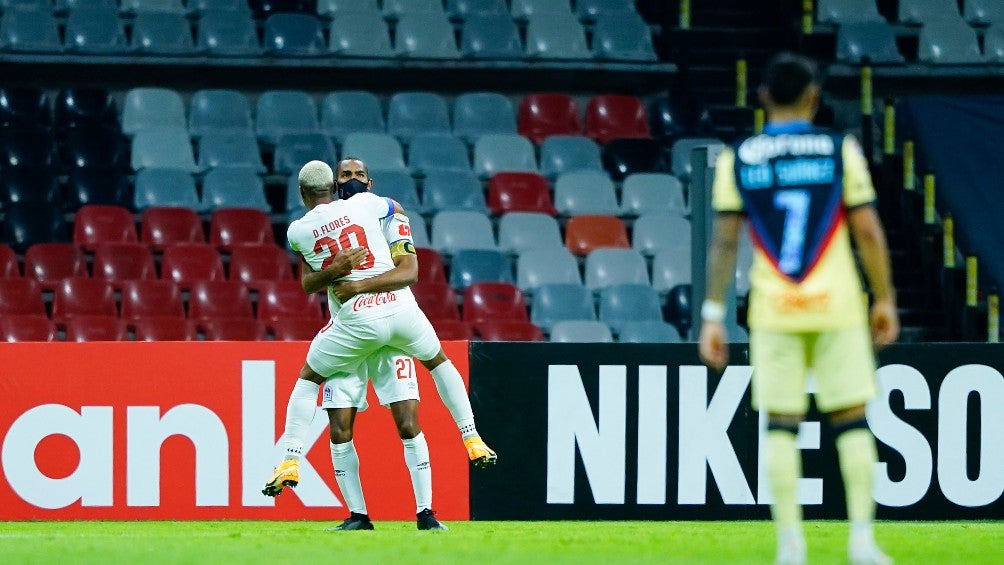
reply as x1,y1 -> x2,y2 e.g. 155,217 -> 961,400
287,192 -> 417,322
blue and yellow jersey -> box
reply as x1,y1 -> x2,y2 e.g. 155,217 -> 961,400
712,120 -> 876,331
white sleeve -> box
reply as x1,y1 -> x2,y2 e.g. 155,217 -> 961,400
360,192 -> 394,219
382,213 -> 414,246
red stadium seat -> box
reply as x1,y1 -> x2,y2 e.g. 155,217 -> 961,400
564,214 -> 630,256
141,207 -> 206,252
412,282 -> 460,321
199,317 -> 267,341
161,243 -> 226,289
475,320 -> 545,341
268,317 -> 324,341
0,244 -> 19,278
416,247 -> 448,285
51,277 -> 117,320
73,204 -> 138,251
431,319 -> 474,340
487,172 -> 557,216
585,94 -> 651,145
92,243 -> 157,288
209,208 -> 275,252
131,316 -> 196,341
229,244 -> 294,288
256,280 -> 323,322
462,282 -> 528,324
187,280 -> 254,321
24,243 -> 88,290
0,315 -> 57,342
0,278 -> 45,316
120,279 -> 185,320
62,315 -> 129,342
518,93 -> 582,144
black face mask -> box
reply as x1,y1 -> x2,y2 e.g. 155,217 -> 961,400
336,178 -> 369,200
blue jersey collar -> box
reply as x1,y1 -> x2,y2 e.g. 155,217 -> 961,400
763,119 -> 814,135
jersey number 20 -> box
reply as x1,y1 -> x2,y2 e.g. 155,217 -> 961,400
314,224 -> 375,270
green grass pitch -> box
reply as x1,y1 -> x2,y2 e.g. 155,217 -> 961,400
1,521 -> 1000,564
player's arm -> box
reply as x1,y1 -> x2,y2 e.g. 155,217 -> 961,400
299,248 -> 368,294
331,212 -> 418,301
848,204 -> 899,347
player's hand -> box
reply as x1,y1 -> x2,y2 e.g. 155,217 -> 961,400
326,247 -> 369,276
331,280 -> 361,302
699,321 -> 729,372
870,298 -> 899,350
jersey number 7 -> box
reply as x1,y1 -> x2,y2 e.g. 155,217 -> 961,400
314,224 -> 375,270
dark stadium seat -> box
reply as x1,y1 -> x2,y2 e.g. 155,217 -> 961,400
320,90 -> 384,144
585,95 -> 652,145
250,0 -> 313,19
55,0 -> 120,15
518,93 -> 582,144
63,128 -> 126,169
447,0 -> 508,20
130,316 -> 196,341
73,205 -> 138,251
0,168 -> 61,208
120,279 -> 186,320
140,207 -> 206,252
0,129 -> 54,168
0,9 -> 62,54
228,244 -> 294,288
0,277 -> 45,316
835,22 -> 906,64
196,10 -> 262,56
601,138 -> 666,181
264,13 -> 326,57
0,244 -> 19,278
648,97 -> 689,144
63,315 -> 129,342
431,319 -> 474,340
412,282 -> 461,321
0,87 -> 51,130
65,168 -> 130,211
188,0 -> 253,16
197,131 -> 267,173
121,0 -> 187,15
53,88 -> 119,133
256,280 -> 324,323
208,208 -> 275,252
130,13 -> 196,55
462,282 -> 528,324
92,243 -> 157,288
187,280 -> 254,321
460,13 -> 523,59
160,243 -> 226,289
64,8 -> 128,54
268,317 -> 323,341
448,249 -> 514,290
133,169 -> 202,211
0,315 -> 58,342
416,247 -> 448,285
51,277 -> 117,320
486,172 -> 556,216
576,0 -> 636,21
664,283 -> 692,340
591,12 -> 658,62
198,317 -> 267,341
475,320 -> 545,341
316,0 -> 380,19
273,133 -> 336,175
564,215 -> 629,256
24,243 -> 89,291
201,168 -> 271,213
2,205 -> 69,254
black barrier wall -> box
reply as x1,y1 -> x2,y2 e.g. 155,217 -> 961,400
467,343 -> 1003,520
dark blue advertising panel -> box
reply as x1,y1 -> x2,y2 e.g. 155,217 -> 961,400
467,343 -> 1003,520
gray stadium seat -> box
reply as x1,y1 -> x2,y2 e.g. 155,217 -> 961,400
448,249 -> 513,290
196,10 -> 261,56
201,168 -> 270,212
836,22 -> 906,64
188,0 -> 250,15
549,320 -> 613,343
671,137 -> 722,181
285,175 -> 304,212
133,169 -> 202,211
421,170 -> 487,214
539,135 -> 603,180
576,0 -> 636,21
131,127 -> 198,172
406,211 -> 430,248
651,244 -> 692,294
511,0 -> 572,21
431,210 -> 497,254
394,13 -> 460,59
56,0 -> 118,14
341,132 -> 407,172
987,25 -> 1004,63
121,0 -> 186,14
328,12 -> 393,57
388,92 -> 451,144
409,134 -> 471,175
460,13 -> 523,59
531,282 -> 595,331
618,320 -> 682,343
517,246 -> 581,292
816,0 -> 884,23
256,90 -> 320,145
497,212 -> 563,255
122,87 -> 186,137
273,133 -> 336,175
525,13 -> 591,60
447,0 -> 508,20
898,0 -> 960,25
553,171 -> 620,216
473,133 -> 537,178
130,13 -> 196,55
372,170 -> 422,213
964,0 -> 1004,25
65,8 -> 128,54
383,0 -> 444,20
197,132 -> 266,173
584,248 -> 648,291
0,9 -> 61,53
321,91 -> 385,144
453,92 -> 517,144
598,283 -> 663,333
592,13 -> 657,62
621,173 -> 687,216
264,13 -> 326,58
317,0 -> 379,19
189,89 -> 254,139
918,16 -> 984,64
633,212 -> 690,257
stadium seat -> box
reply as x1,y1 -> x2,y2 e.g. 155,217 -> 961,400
585,95 -> 651,145
66,168 -> 130,211
421,170 -> 486,215
511,0 -> 572,21
449,249 -> 513,290
598,283 -> 663,333
1,205 -> 69,253
412,282 -> 460,321
592,12 -> 657,62
341,133 -> 407,172
130,13 -> 195,55
516,247 -> 581,292
264,13 -> 326,57
92,243 -> 157,288
965,0 -> 1004,25
0,87 -> 50,130
373,170 -> 422,212
486,172 -> 557,216
816,0 -> 884,23
633,212 -> 689,257
564,214 -> 629,256
651,242 -> 692,294
189,90 -> 254,139
73,205 -> 138,251
24,243 -> 88,290
383,0 -> 443,19
274,133 -> 336,175
188,280 -> 253,320
249,0 -> 313,18
0,278 -> 45,316
208,208 -> 275,252
56,0 -> 120,16
431,210 -> 497,254
64,8 -> 128,54
196,9 -> 261,56
462,281 -> 528,324
475,320 -> 545,341
140,206 -> 204,250
0,168 -> 60,209
447,0 -> 508,20
328,12 -> 394,57
431,319 -> 474,340
122,87 -> 186,137
321,91 -> 385,143
131,127 -> 199,172
409,134 -> 471,175
835,22 -> 906,64
618,320 -> 681,343
530,282 -> 595,331
63,128 -> 126,170
133,169 -> 201,211
473,134 -> 538,178
131,316 -> 196,341
416,247 -> 448,285
53,87 -> 118,133
121,0 -> 186,14
394,13 -> 460,59
553,171 -> 621,216
0,129 -> 54,169
918,15 -> 984,63
256,279 -> 323,322
0,9 -> 61,53
407,209 -> 429,246
0,315 -> 57,342
256,90 -> 320,145
268,317 -> 323,341
188,0 -> 251,15
539,136 -> 603,180
52,277 -> 117,320
460,13 -> 522,59
198,132 -> 266,173
0,244 -> 19,278
63,315 -> 129,342
525,13 -> 590,60
664,283 -> 692,338
201,168 -> 271,212
497,212 -> 563,255
229,244 -> 294,288
988,25 -> 1004,63
161,243 -> 226,288
549,320 -> 613,343
199,317 -> 267,341
671,137 -> 722,181
316,0 -> 379,18
453,92 -> 516,144
518,93 -> 582,144
584,248 -> 648,290
576,0 -> 636,20
602,138 -> 666,180
621,173 -> 687,216
898,0 -> 959,25
120,279 -> 185,320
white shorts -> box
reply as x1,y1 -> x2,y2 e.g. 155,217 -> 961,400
320,347 -> 420,411
305,304 -> 440,379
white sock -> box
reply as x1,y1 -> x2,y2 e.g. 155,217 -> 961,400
280,379 -> 320,461
402,432 -> 432,514
330,440 -> 367,515
430,360 -> 478,439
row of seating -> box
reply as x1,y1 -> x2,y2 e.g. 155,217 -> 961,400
835,18 -> 1004,64
0,313 -> 322,341
819,0 -> 1003,26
